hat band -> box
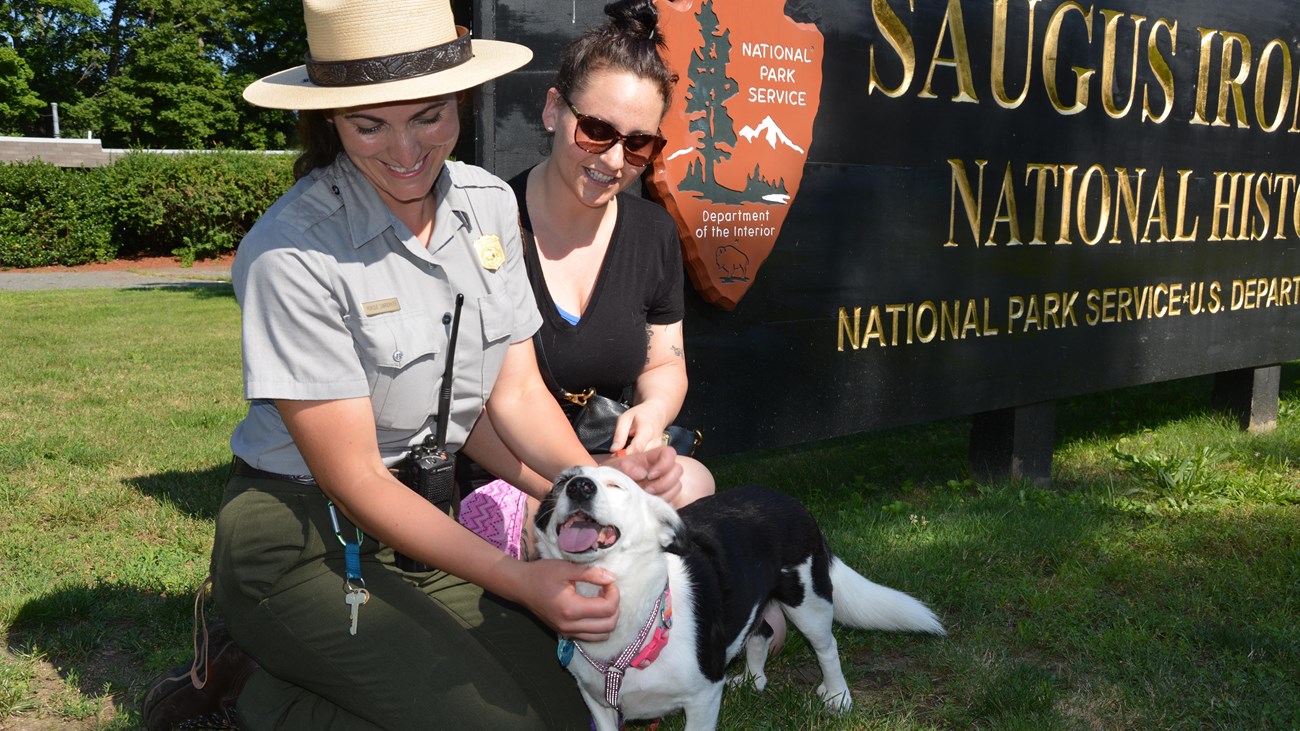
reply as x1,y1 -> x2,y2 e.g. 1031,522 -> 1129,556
305,31 -> 473,88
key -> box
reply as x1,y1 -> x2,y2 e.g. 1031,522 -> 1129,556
345,588 -> 369,636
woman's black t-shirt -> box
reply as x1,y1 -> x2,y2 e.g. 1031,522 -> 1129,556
509,169 -> 684,402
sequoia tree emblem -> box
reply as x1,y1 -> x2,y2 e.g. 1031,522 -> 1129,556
649,0 -> 824,310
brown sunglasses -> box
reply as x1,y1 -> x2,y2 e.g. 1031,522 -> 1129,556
558,91 -> 666,167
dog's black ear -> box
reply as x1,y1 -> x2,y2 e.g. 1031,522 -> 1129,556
662,521 -> 692,556
649,497 -> 692,555
535,489 -> 557,534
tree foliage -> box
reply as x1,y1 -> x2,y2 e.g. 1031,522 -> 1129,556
1,0 -> 109,135
0,46 -> 45,133
2,0 -> 305,149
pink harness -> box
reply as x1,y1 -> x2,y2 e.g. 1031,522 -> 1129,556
559,583 -> 672,709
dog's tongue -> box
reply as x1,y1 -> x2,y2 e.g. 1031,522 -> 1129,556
558,521 -> 601,553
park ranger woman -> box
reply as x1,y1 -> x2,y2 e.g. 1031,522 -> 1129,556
141,0 -> 683,728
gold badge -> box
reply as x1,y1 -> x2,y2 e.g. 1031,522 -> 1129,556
474,234 -> 505,271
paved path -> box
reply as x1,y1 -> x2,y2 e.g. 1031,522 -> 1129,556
0,265 -> 232,291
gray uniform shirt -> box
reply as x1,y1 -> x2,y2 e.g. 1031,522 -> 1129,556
229,157 -> 541,475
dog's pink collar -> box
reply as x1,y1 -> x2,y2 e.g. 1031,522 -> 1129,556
629,586 -> 673,669
561,583 -> 672,709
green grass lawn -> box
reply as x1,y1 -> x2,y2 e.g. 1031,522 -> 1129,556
1,286 -> 1297,730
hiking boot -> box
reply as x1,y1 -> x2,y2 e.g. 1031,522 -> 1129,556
141,620 -> 257,731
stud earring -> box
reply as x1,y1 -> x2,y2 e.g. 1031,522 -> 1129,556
545,126 -> 554,132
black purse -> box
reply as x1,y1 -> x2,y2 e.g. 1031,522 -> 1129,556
565,387 -> 627,453
562,387 -> 702,456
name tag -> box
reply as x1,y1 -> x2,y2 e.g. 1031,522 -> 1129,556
362,298 -> 401,317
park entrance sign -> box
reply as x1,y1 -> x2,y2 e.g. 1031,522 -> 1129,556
647,0 -> 824,311
475,0 -> 1299,467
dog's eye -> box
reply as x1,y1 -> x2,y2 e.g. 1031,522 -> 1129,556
604,480 -> 626,490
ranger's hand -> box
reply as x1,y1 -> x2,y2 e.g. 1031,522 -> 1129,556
519,560 -> 621,642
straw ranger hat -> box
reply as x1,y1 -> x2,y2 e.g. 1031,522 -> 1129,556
243,0 -> 532,110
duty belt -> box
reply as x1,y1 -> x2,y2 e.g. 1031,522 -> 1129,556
230,456 -> 316,485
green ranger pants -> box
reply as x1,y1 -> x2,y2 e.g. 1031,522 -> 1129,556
210,470 -> 590,730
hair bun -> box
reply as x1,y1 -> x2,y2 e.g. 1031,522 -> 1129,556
604,0 -> 660,44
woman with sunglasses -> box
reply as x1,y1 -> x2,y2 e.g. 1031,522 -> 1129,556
456,0 -> 715,540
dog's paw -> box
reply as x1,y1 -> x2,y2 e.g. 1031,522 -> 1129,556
816,684 -> 853,713
727,672 -> 768,692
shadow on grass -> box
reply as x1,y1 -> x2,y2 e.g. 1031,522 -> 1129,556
701,363 -> 1299,726
709,416 -> 973,495
711,364 -> 1298,494
1056,362 -> 1300,449
127,462 -> 233,522
1250,429 -> 1300,471
124,282 -> 235,299
6,582 -> 199,723
5,464 -> 232,719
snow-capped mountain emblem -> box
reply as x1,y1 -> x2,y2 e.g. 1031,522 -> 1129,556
738,116 -> 806,154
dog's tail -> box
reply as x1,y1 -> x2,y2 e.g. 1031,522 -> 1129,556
829,558 -> 945,635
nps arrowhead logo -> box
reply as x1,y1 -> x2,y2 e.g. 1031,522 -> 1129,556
650,0 -> 824,310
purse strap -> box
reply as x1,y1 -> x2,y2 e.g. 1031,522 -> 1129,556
520,225 -> 595,408
532,328 -> 592,406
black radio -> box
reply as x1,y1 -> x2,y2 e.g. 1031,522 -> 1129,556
394,293 -> 463,573
400,439 -> 456,508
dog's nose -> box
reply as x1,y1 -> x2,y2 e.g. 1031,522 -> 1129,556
566,476 -> 597,501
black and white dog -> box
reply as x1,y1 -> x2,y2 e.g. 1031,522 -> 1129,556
534,465 -> 945,731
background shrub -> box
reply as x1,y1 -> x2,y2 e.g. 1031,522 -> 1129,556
0,151 -> 295,268
0,162 -> 114,268
98,151 -> 295,264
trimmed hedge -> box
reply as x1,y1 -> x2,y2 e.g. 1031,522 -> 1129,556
0,151 -> 295,268
99,152 -> 296,264
0,161 -> 113,268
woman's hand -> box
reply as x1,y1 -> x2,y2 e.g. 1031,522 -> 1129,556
515,560 -> 621,641
605,445 -> 683,506
615,320 -> 687,454
609,402 -> 670,455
